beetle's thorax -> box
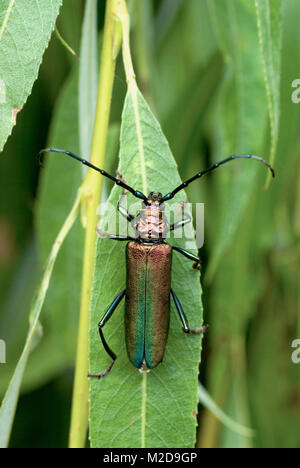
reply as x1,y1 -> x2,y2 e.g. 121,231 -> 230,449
133,200 -> 168,242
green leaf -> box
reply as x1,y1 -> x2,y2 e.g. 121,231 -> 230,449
0,240 -> 40,396
155,0 -> 217,121
79,0 -> 98,161
35,68 -> 119,386
206,0 -> 269,279
89,90 -> 203,448
163,53 -> 223,166
0,0 -> 63,152
36,69 -> 84,367
254,0 -> 283,187
155,0 -> 185,46
248,293 -> 300,448
36,48 -> 119,381
0,192 -> 80,448
198,383 -> 254,439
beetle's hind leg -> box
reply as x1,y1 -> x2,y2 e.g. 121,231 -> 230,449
170,289 -> 207,334
88,290 -> 126,379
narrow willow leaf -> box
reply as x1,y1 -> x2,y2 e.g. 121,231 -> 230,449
163,53 -> 223,166
155,0 -> 185,46
248,270 -> 300,448
219,386 -> 252,448
36,70 -> 84,367
0,192 -> 80,448
0,240 -> 40,396
206,0 -> 269,279
155,0 -> 217,122
36,70 -> 120,377
254,0 -> 283,187
198,383 -> 254,439
89,90 -> 203,448
79,0 -> 98,161
0,0 -> 63,151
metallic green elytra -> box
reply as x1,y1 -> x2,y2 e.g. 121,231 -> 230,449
125,242 -> 172,370
39,148 -> 275,378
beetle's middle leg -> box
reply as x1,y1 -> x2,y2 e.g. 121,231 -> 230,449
172,245 -> 201,270
170,289 -> 207,334
88,290 -> 126,379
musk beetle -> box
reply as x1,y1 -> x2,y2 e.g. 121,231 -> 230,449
40,148 -> 275,378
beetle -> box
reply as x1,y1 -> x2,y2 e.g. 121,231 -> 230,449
40,148 -> 275,378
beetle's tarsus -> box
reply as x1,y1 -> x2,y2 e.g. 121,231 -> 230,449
192,261 -> 201,271
96,226 -> 110,238
88,360 -> 115,379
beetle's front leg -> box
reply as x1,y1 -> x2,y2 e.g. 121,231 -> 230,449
169,201 -> 192,232
169,215 -> 191,232
172,245 -> 201,270
89,290 -> 126,379
116,171 -> 135,223
171,289 -> 207,334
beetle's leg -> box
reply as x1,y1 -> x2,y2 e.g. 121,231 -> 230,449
97,226 -> 138,242
172,245 -> 201,270
88,290 -> 126,379
116,171 -> 135,223
170,289 -> 207,334
169,214 -> 191,232
169,201 -> 191,232
118,199 -> 134,223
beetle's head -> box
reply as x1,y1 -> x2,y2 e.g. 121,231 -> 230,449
147,191 -> 163,202
143,192 -> 165,210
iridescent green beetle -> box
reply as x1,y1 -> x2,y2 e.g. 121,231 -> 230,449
40,148 -> 275,377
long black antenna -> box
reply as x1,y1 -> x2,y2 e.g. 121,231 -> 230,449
39,148 -> 148,202
161,154 -> 275,202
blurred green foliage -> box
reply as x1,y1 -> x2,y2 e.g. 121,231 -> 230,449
0,0 -> 299,448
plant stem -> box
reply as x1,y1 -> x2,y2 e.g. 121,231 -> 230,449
68,0 -> 122,448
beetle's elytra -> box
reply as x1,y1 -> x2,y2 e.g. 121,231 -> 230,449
126,241 -> 172,370
40,148 -> 275,378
